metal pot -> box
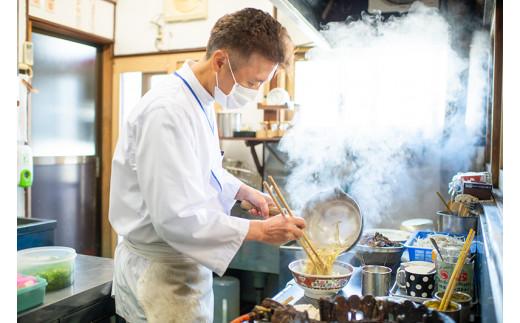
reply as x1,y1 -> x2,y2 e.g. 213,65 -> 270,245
434,291 -> 473,323
301,188 -> 363,254
355,244 -> 405,271
217,112 -> 241,138
436,211 -> 478,236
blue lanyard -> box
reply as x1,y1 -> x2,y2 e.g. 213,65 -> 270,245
174,71 -> 222,192
174,72 -> 214,134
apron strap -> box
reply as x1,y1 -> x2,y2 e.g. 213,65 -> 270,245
122,238 -> 195,264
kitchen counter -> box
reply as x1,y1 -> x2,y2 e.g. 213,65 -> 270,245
18,254 -> 115,323
476,202 -> 503,323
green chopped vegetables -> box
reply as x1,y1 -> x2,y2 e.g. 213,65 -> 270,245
31,265 -> 73,291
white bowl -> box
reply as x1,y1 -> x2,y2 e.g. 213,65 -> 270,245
288,259 -> 354,299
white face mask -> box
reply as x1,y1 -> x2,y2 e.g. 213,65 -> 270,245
214,57 -> 266,110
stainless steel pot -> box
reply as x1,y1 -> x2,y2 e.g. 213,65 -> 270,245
301,188 -> 363,254
355,244 -> 405,270
217,112 -> 241,138
436,211 -> 478,235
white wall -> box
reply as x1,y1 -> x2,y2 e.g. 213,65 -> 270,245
28,0 -> 114,39
114,0 -> 274,55
18,0 -> 26,65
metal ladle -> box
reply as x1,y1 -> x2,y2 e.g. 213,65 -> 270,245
430,237 -> 445,262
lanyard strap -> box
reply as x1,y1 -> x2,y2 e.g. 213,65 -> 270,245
174,71 -> 222,192
174,72 -> 214,134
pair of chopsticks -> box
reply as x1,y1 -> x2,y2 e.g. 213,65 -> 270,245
439,228 -> 475,311
263,176 -> 326,272
436,191 -> 454,215
437,191 -> 472,217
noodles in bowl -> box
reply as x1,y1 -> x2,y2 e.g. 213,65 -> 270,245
289,259 -> 354,299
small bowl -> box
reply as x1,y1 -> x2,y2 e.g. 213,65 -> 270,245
423,299 -> 462,322
288,259 -> 354,299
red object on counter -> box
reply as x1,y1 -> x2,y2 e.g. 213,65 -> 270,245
17,274 -> 38,289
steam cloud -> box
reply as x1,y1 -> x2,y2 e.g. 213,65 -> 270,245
280,2 -> 489,228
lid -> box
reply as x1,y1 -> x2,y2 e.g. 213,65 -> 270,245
17,246 -> 77,266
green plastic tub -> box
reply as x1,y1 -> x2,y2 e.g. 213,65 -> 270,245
17,276 -> 47,313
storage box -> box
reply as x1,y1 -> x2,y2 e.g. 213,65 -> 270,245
404,231 -> 475,262
17,217 -> 57,250
462,181 -> 493,200
17,276 -> 47,313
18,246 -> 76,291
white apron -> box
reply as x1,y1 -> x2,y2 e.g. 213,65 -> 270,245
113,239 -> 213,323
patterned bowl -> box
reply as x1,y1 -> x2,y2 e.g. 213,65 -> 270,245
289,259 -> 354,299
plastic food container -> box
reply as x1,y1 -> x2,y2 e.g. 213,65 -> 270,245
18,246 -> 77,291
404,231 -> 475,262
17,275 -> 47,313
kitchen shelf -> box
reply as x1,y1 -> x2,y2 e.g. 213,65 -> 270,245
257,103 -> 290,110
219,137 -> 282,182
219,137 -> 281,142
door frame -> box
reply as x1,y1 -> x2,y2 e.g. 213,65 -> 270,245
28,18 -> 115,257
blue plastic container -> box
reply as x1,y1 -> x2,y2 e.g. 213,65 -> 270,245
17,217 -> 57,250
404,231 -> 476,262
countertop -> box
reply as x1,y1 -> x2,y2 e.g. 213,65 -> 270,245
18,254 -> 114,323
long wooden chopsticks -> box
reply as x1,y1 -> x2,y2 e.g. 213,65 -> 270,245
262,181 -> 324,271
263,176 -> 326,271
436,191 -> 454,215
439,228 -> 475,311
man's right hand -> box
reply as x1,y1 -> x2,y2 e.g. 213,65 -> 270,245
246,214 -> 306,244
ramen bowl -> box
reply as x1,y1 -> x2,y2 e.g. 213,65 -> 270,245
288,259 -> 354,299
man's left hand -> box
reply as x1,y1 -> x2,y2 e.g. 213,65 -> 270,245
236,185 -> 274,218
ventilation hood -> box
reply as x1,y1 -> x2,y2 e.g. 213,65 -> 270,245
270,0 -> 438,48
270,0 -> 331,48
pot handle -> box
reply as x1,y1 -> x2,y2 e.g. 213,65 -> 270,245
396,268 -> 407,289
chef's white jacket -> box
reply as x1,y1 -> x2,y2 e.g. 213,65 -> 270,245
109,61 -> 250,276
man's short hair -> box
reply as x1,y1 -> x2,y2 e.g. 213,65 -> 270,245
206,8 -> 293,68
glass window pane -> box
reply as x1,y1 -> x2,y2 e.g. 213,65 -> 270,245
31,32 -> 97,156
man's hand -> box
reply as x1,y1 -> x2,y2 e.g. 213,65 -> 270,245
246,214 -> 306,244
236,184 -> 274,218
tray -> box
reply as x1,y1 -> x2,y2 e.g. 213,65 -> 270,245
389,281 -> 432,303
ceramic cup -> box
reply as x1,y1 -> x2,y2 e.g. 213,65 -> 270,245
397,261 -> 436,298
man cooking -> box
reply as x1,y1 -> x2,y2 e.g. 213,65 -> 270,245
108,8 -> 306,323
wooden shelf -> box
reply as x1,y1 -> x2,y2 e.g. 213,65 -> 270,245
219,137 -> 281,142
257,103 -> 289,110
